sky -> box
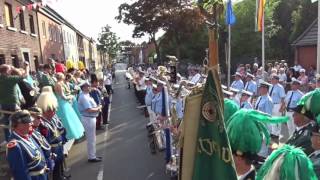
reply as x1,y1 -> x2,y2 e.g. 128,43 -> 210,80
50,0 -> 149,44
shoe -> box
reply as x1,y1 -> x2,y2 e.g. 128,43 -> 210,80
96,125 -> 107,130
88,157 -> 102,163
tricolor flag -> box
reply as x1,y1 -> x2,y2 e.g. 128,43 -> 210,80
255,0 -> 266,32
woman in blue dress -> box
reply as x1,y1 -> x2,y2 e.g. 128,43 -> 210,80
65,73 -> 81,119
54,73 -> 84,140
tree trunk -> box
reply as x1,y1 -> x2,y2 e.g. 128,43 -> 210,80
151,34 -> 161,65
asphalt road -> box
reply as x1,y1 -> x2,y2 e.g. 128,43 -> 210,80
67,64 -> 168,180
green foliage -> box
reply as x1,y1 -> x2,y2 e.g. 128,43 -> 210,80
97,25 -> 120,59
160,25 -> 208,64
229,0 -> 317,65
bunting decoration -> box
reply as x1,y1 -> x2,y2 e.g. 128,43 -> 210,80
15,2 -> 43,13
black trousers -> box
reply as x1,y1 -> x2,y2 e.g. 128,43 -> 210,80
52,161 -> 64,180
137,90 -> 146,105
105,85 -> 113,95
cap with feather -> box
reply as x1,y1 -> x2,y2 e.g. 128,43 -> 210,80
227,109 -> 289,156
256,145 -> 317,180
297,88 -> 320,124
223,99 -> 239,123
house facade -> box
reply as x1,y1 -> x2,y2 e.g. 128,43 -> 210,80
0,0 -> 41,71
83,37 -> 90,68
62,24 -> 78,65
292,19 -> 317,69
37,7 -> 64,64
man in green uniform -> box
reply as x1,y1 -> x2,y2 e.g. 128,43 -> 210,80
226,109 -> 288,179
39,64 -> 55,90
286,104 -> 315,155
256,145 -> 317,180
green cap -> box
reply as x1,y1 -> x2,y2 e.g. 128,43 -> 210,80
227,109 -> 289,155
223,99 -> 239,123
256,145 -> 317,180
297,89 -> 320,124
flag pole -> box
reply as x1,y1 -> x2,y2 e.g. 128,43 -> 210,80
317,0 -> 320,73
227,25 -> 231,88
262,11 -> 265,69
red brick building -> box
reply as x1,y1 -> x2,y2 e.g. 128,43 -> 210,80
37,6 -> 64,64
0,0 -> 41,71
292,19 -> 317,69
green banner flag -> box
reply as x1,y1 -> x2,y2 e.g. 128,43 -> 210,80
192,69 -> 237,180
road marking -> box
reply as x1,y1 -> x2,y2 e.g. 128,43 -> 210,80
97,95 -> 113,180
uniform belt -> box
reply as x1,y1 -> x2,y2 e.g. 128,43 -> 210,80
29,167 -> 47,176
51,142 -> 62,147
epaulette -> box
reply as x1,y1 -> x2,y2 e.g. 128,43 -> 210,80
6,139 -> 17,149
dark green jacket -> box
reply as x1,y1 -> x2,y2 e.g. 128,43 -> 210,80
309,150 -> 320,179
39,73 -> 55,90
286,123 -> 314,155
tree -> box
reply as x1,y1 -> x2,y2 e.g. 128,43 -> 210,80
97,25 -> 120,60
116,0 -> 205,64
116,1 -> 163,63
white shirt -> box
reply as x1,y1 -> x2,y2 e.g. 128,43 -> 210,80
190,73 -> 201,84
137,77 -> 146,91
104,73 -> 112,85
293,65 -> 302,72
279,73 -> 287,82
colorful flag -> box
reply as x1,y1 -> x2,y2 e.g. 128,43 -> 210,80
225,0 -> 236,25
192,69 -> 237,180
255,0 -> 266,32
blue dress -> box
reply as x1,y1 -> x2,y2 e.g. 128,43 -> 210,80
56,84 -> 84,140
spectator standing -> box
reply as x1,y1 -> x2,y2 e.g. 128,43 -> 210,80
78,81 -> 102,162
298,69 -> 309,92
0,65 -> 25,141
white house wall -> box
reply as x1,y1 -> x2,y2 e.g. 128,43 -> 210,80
62,25 -> 79,66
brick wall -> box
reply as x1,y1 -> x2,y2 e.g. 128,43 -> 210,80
37,10 -> 64,64
0,0 -> 41,71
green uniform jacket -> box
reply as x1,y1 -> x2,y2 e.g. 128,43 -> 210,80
286,123 -> 314,155
309,150 -> 320,179
39,73 -> 55,90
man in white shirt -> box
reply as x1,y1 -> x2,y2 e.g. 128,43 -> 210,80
104,72 -> 113,94
190,68 -> 201,84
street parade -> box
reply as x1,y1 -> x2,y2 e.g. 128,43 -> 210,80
1,0 -> 320,180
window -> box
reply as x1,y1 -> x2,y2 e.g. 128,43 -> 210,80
11,55 -> 19,68
34,56 -> 39,70
4,3 -> 14,27
42,21 -> 46,37
53,28 -> 56,42
57,30 -> 60,43
23,52 -> 29,63
63,30 -> 66,43
19,12 -> 25,30
0,54 -> 5,65
49,27 -> 52,41
29,15 -> 35,34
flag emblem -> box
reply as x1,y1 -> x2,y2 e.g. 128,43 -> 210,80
202,101 -> 216,122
